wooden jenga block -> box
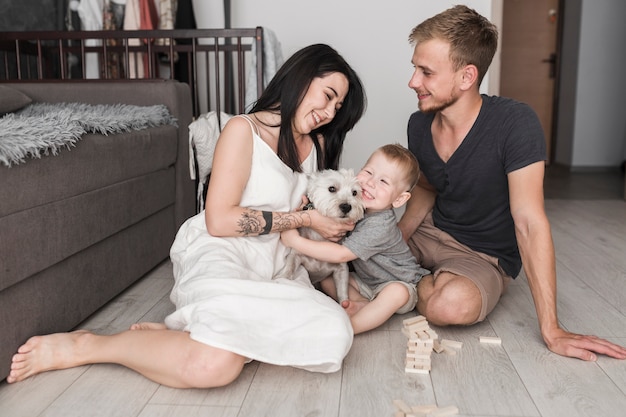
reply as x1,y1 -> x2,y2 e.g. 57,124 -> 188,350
417,331 -> 432,340
406,357 -> 431,366
440,339 -> 463,350
406,360 -> 431,370
430,405 -> 459,416
425,329 -> 439,340
433,340 -> 444,354
407,320 -> 430,333
403,315 -> 427,327
405,365 -> 430,374
406,352 -> 431,360
393,399 -> 412,413
442,346 -> 457,355
408,339 -> 433,348
405,356 -> 431,371
408,345 -> 433,355
479,336 -> 502,345
411,404 -> 438,414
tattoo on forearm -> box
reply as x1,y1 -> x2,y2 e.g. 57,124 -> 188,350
275,211 -> 310,230
236,209 -> 311,236
237,210 -> 263,235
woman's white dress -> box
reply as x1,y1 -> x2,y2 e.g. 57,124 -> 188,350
165,116 -> 353,373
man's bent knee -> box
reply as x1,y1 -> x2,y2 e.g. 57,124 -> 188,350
418,274 -> 482,326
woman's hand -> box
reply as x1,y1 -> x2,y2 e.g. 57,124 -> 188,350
307,209 -> 355,242
290,194 -> 354,241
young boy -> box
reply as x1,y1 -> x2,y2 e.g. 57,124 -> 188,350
281,144 -> 429,334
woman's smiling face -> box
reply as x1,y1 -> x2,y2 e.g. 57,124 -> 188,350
293,72 -> 349,136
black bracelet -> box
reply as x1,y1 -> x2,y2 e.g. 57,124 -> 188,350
260,210 -> 273,235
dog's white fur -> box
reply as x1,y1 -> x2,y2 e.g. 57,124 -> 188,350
280,168 -> 365,302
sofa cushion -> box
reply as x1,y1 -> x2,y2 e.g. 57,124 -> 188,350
0,125 -> 178,218
0,85 -> 32,113
0,168 -> 175,292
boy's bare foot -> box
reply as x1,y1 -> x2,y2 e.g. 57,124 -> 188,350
129,322 -> 167,331
7,330 -> 92,383
341,299 -> 368,317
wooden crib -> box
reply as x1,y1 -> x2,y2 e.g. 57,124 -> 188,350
0,28 -> 265,118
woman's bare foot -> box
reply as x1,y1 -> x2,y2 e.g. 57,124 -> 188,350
129,322 -> 167,331
341,299 -> 368,317
7,330 -> 92,383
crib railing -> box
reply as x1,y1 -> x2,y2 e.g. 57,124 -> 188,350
0,28 -> 264,118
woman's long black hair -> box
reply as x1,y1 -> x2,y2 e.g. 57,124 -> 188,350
249,44 -> 366,171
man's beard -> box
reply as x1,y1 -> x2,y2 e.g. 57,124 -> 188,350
418,91 -> 459,113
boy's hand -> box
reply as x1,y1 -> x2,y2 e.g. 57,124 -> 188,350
280,229 -> 300,248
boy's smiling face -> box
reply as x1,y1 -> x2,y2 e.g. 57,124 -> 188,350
356,151 -> 411,213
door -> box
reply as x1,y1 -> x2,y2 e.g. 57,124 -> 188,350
499,0 -> 561,163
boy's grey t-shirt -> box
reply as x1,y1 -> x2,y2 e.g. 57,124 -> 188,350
342,209 -> 429,287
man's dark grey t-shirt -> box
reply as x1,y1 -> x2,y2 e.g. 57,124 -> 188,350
407,95 -> 546,277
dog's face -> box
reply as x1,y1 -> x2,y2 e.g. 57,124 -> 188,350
306,169 -> 365,222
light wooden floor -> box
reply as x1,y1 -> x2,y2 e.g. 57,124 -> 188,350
1,198 -> 625,416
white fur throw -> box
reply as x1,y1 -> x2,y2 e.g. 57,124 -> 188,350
0,102 -> 177,167
188,111 -> 232,210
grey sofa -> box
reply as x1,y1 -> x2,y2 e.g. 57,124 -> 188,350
0,80 -> 195,379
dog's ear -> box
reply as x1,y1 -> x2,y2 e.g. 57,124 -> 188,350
306,171 -> 318,182
338,168 -> 354,177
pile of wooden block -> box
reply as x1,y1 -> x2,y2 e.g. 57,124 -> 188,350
402,315 -> 438,374
402,315 -> 467,373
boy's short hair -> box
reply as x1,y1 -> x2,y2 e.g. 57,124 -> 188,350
375,144 -> 420,191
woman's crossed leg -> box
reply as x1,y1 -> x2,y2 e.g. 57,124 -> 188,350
8,328 -> 247,388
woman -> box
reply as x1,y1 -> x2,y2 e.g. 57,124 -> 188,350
7,44 -> 366,388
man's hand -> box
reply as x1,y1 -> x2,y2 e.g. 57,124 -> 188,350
544,327 -> 626,361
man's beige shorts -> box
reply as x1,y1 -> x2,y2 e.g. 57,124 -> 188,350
407,213 -> 512,322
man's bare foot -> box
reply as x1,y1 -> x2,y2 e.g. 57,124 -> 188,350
341,299 -> 368,317
129,322 -> 167,331
7,330 -> 92,384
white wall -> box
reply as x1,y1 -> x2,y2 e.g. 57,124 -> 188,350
228,0 -> 493,171
569,0 -> 626,168
546,0 -> 626,169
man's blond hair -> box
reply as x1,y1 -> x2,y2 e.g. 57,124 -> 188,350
408,5 -> 498,86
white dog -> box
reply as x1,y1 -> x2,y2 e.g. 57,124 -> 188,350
280,168 -> 365,302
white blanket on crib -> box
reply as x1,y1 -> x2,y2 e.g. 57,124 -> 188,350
188,111 -> 233,210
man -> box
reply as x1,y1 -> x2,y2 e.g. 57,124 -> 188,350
398,5 -> 626,361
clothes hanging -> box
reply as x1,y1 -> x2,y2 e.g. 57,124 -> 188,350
102,0 -> 127,78
124,0 -> 159,78
77,0 -> 104,79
